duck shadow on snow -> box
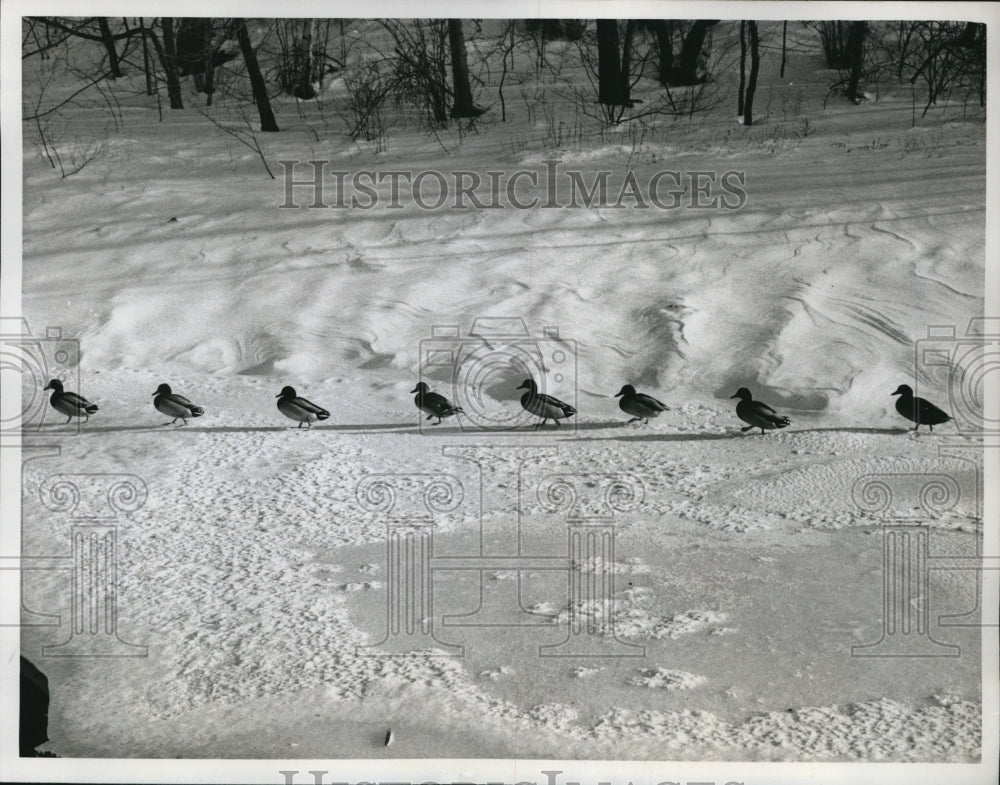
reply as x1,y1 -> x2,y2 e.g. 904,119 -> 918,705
792,426 -> 912,435
54,423 -> 917,438
565,425 -> 914,442
571,430 -> 744,442
70,423 -> 422,434
66,424 -> 299,433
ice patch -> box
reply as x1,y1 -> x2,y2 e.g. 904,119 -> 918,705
336,581 -> 384,591
545,589 -> 727,641
574,556 -> 651,574
480,666 -> 514,682
628,668 -> 706,690
526,703 -> 580,733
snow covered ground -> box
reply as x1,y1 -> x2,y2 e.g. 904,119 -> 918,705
5,14 -> 997,775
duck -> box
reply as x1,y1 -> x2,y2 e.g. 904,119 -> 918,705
410,382 -> 463,425
891,384 -> 951,432
153,383 -> 204,426
276,386 -> 330,429
731,387 -> 790,434
43,379 -> 98,423
517,378 -> 576,429
615,384 -> 670,425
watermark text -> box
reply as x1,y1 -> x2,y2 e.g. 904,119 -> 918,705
279,160 -> 747,211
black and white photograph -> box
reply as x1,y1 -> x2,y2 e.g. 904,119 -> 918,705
2,2 -> 998,783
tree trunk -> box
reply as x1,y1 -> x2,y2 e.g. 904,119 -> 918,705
339,19 -> 346,67
780,21 -> 788,77
97,17 -> 123,78
672,20 -> 718,85
743,21 -> 760,126
153,19 -> 184,109
203,18 -> 215,105
619,20 -> 636,103
162,15 -> 176,57
738,21 -> 746,116
140,19 -> 155,96
314,19 -> 331,93
498,20 -> 514,122
597,20 -> 628,106
652,20 -> 674,86
293,19 -> 317,99
896,22 -> 910,79
846,21 -> 866,102
448,19 -> 481,118
235,19 -> 279,131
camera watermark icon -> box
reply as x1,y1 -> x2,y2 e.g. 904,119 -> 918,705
355,446 -> 645,658
916,317 -> 1000,439
0,318 -> 81,436
8,473 -> 150,658
850,472 -> 969,658
417,317 -> 577,433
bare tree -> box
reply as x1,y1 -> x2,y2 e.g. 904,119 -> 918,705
203,18 -> 215,105
96,18 -> 123,77
29,17 -> 132,72
157,17 -> 184,109
780,21 -> 788,77
379,19 -> 451,127
808,21 -> 853,68
273,19 -> 319,99
671,20 -> 719,85
738,21 -> 746,116
342,59 -> 392,147
495,20 -> 516,122
596,20 -> 631,109
235,18 -> 279,131
645,20 -> 670,85
845,21 -> 867,103
741,21 -> 761,125
571,19 -> 723,126
294,20 -> 316,99
23,40 -> 119,178
138,18 -> 155,95
908,21 -> 985,113
646,19 -> 721,87
448,19 -> 483,118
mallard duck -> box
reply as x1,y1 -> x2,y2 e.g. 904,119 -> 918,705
731,387 -> 790,434
410,382 -> 463,425
153,383 -> 204,426
891,384 -> 951,432
276,386 -> 330,429
43,379 -> 97,423
615,384 -> 670,425
517,379 -> 576,429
